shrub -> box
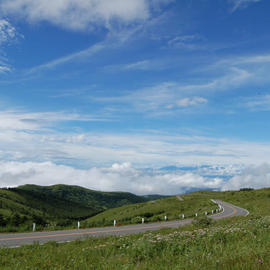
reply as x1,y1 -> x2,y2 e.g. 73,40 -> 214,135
192,216 -> 213,227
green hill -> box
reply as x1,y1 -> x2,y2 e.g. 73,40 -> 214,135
83,192 -> 217,227
190,187 -> 270,216
0,184 -> 158,231
84,187 -> 270,227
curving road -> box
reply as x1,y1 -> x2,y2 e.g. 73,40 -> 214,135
0,200 -> 249,248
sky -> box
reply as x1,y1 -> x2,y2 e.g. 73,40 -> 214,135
0,0 -> 270,194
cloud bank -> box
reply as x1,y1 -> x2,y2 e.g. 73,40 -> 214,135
223,163 -> 270,190
0,161 -> 224,195
0,161 -> 269,195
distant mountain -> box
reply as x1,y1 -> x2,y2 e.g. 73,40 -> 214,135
0,184 -> 158,229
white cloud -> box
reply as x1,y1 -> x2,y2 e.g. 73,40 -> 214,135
244,94 -> 270,111
223,163 -> 270,190
176,97 -> 208,108
0,19 -> 20,73
0,110 -> 106,131
93,66 -> 252,114
230,0 -> 261,12
0,19 -> 17,45
168,35 -> 203,50
0,161 -> 224,195
0,0 -> 170,31
1,160 -> 269,195
26,42 -> 107,74
1,109 -> 270,170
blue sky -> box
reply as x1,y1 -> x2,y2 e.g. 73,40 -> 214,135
0,0 -> 269,194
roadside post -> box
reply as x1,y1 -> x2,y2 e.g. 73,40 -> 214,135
165,216 -> 167,221
78,221 -> 80,229
114,220 -> 116,227
33,223 -> 36,232
142,218 -> 144,224
182,214 -> 185,219
195,213 -> 198,217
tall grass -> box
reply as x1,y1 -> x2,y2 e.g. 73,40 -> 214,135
1,216 -> 270,269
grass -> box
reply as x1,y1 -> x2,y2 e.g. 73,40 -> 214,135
0,216 -> 270,269
84,187 -> 270,228
83,193 -> 217,227
190,187 -> 270,216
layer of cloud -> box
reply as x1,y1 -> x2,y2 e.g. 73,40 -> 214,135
223,163 -> 270,190
0,0 -> 170,31
0,161 -> 269,195
1,111 -> 270,167
0,110 -> 106,131
0,161 -> 224,195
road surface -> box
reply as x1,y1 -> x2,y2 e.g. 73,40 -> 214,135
0,200 -> 249,248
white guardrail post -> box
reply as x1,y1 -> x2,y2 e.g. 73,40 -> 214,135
33,223 -> 36,232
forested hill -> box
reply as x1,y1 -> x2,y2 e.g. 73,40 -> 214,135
0,184 -> 164,230
17,184 -> 153,210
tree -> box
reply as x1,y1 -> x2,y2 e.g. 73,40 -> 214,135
10,213 -> 21,226
0,213 -> 6,226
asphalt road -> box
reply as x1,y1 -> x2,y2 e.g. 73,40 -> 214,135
0,200 -> 249,248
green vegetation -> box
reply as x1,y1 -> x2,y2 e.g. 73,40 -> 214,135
0,187 -> 270,269
0,184 -> 158,232
1,216 -> 270,269
190,187 -> 270,216
84,194 -> 217,227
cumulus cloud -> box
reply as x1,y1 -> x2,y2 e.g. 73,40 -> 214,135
0,0 -> 170,31
0,161 -> 225,195
223,164 -> 270,190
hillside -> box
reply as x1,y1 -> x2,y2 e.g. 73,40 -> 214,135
17,184 -> 150,210
190,187 -> 270,216
0,184 -> 160,231
84,193 -> 217,227
84,187 -> 270,227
